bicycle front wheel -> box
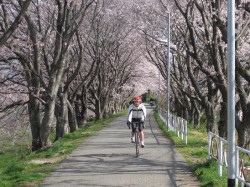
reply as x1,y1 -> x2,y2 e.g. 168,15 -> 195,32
135,132 -> 140,157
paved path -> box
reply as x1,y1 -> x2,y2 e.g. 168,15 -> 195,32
41,104 -> 200,187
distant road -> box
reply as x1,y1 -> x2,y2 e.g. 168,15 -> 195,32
41,104 -> 200,187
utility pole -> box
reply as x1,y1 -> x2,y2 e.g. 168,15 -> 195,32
166,13 -> 171,129
227,0 -> 236,186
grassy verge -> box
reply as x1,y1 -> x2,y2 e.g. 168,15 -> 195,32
154,111 -> 228,187
0,111 -> 126,187
0,108 -> 229,187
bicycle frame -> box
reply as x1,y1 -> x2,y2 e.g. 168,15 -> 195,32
133,122 -> 141,157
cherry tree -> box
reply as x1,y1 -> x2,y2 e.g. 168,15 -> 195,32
151,0 -> 250,148
0,0 -> 96,150
86,3 -> 137,120
0,0 -> 32,46
53,3 -> 100,140
0,0 -> 150,150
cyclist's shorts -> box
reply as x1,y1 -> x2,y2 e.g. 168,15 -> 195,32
131,118 -> 144,132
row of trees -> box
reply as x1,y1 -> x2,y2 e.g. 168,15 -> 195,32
0,0 -> 158,151
141,0 -> 250,148
4,0 -> 249,151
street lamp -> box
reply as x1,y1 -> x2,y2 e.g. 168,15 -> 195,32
157,13 -> 171,129
167,13 -> 171,129
227,0 -> 236,186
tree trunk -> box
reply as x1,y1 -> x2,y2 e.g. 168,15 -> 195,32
40,99 -> 55,147
40,72 -> 64,147
205,103 -> 216,133
237,124 -> 250,149
79,87 -> 88,127
218,102 -> 227,138
67,99 -> 78,132
237,110 -> 250,149
193,110 -> 201,127
192,100 -> 202,127
173,98 -> 185,118
95,99 -> 103,120
28,96 -> 42,151
55,92 -> 69,141
78,104 -> 88,127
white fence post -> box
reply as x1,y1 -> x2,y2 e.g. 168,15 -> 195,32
218,139 -> 223,177
177,118 -> 180,137
158,107 -> 188,144
184,120 -> 187,145
207,132 -> 250,186
235,147 -> 239,187
208,132 -> 212,159
174,116 -> 177,132
181,119 -> 184,139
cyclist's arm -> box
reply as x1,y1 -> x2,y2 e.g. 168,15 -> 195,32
128,105 -> 133,122
142,105 -> 146,119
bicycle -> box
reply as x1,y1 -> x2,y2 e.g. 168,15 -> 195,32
133,121 -> 141,157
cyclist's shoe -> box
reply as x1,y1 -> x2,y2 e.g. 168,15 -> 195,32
131,137 -> 135,143
141,142 -> 145,148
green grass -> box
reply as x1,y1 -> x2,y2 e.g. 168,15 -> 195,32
1,108 -> 230,187
154,111 -> 228,187
194,159 -> 227,187
0,110 -> 126,187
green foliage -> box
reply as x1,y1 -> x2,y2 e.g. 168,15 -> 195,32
1,108 -> 228,186
0,110 -> 126,187
0,149 -> 48,187
194,159 -> 227,187
141,90 -> 157,103
154,111 -> 227,187
3,163 -> 24,175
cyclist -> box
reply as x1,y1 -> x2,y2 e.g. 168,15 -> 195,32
127,96 -> 146,148
150,98 -> 155,106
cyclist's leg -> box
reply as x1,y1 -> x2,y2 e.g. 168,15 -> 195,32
131,131 -> 135,142
139,131 -> 144,147
140,130 -> 144,140
131,122 -> 136,143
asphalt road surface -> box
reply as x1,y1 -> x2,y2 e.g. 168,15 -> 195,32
41,104 -> 200,187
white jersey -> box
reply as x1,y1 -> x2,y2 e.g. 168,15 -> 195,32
128,103 -> 146,122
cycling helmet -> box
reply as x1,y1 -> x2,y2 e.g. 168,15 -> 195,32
133,96 -> 141,102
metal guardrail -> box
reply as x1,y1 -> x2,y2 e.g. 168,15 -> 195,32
208,132 -> 250,187
158,107 -> 188,144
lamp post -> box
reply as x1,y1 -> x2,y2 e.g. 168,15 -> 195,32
158,70 -> 161,105
227,0 -> 236,186
166,13 -> 171,129
158,13 -> 171,129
